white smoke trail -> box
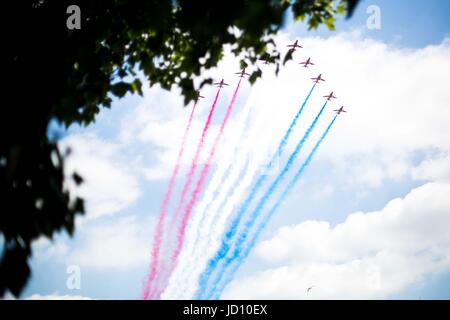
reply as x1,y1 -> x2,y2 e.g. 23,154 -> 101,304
162,78 -> 286,299
162,67 -> 295,299
161,83 -> 257,299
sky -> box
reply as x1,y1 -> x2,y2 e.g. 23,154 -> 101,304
15,0 -> 450,299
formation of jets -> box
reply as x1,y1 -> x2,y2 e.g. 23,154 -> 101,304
199,39 -> 348,115
287,40 -> 347,114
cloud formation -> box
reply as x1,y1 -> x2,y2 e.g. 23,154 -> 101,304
223,182 -> 450,299
61,133 -> 141,219
68,215 -> 152,269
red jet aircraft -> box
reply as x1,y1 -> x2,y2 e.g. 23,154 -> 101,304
235,68 -> 250,78
334,106 -> 347,114
195,91 -> 205,102
214,79 -> 229,88
299,57 -> 314,68
323,91 -> 337,101
311,74 -> 325,83
287,40 -> 303,51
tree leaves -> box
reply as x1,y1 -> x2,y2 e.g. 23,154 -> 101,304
111,82 -> 132,98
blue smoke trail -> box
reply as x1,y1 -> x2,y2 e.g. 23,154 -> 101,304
212,115 -> 338,299
198,98 -> 327,299
195,83 -> 316,298
203,101 -> 329,298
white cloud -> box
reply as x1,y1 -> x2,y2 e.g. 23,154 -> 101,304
223,182 -> 450,299
60,133 -> 141,220
118,87 -> 219,180
33,237 -> 70,261
312,183 -> 334,200
412,152 -> 450,183
25,293 -> 92,300
2,292 -> 92,300
68,215 -> 152,269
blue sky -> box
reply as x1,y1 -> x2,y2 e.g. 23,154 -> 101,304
289,0 -> 450,48
21,1 -> 450,300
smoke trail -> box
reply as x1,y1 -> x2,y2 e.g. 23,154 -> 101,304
175,78 -> 242,260
212,115 -> 338,298
167,82 -> 292,298
200,101 -> 328,299
170,88 -> 222,226
196,85 -> 318,298
170,81 -> 311,298
142,102 -> 198,299
163,87 -> 254,299
145,88 -> 222,299
153,79 -> 242,299
165,154 -> 254,298
224,82 -> 316,245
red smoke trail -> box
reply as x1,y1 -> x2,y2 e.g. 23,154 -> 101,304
142,102 -> 198,299
146,87 -> 222,299
170,88 -> 222,226
151,79 -> 242,299
176,78 -> 242,259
